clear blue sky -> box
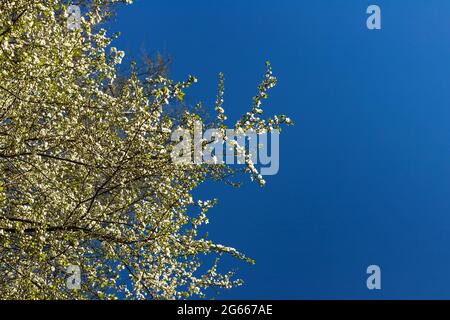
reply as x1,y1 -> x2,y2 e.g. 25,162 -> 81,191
110,0 -> 450,299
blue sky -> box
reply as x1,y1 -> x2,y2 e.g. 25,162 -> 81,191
110,0 -> 450,299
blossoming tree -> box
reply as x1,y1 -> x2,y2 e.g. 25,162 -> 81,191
0,0 -> 292,299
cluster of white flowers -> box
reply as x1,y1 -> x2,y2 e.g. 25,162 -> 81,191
214,73 -> 227,125
0,0 -> 291,300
